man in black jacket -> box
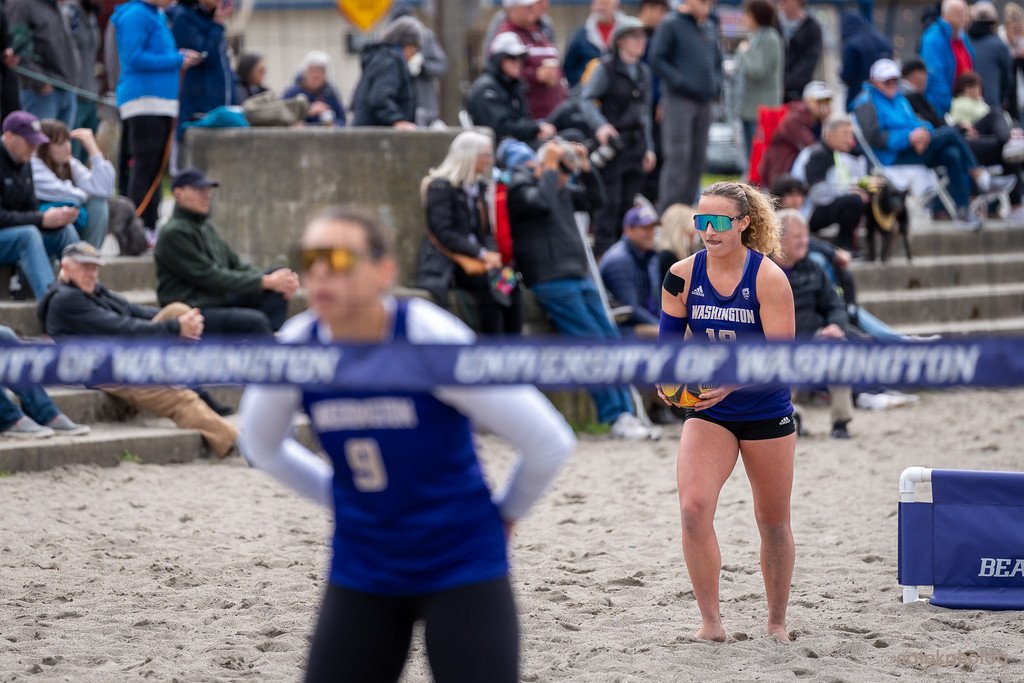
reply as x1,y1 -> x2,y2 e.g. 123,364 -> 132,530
778,0 -> 823,103
508,139 -> 654,440
466,31 -> 556,145
772,210 -> 854,439
648,0 -> 722,209
350,16 -> 420,129
0,110 -> 78,297
38,241 -> 239,457
899,58 -> 945,128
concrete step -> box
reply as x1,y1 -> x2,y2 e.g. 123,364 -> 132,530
905,222 -> 1024,257
894,315 -> 1024,337
858,282 -> 1024,325
1,289 -> 157,337
0,256 -> 157,299
850,252 -> 1024,291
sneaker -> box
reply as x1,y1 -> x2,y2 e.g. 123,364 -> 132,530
3,416 -> 54,439
610,412 -> 652,440
1007,207 -> 1024,224
956,207 -> 983,232
987,174 -> 1017,195
48,414 -> 90,436
830,421 -> 852,439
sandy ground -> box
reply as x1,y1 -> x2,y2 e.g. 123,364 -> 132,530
1,388 -> 1023,682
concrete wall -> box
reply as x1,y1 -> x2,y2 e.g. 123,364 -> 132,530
181,127 -> 462,283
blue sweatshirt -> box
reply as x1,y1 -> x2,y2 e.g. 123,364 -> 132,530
111,0 -> 183,119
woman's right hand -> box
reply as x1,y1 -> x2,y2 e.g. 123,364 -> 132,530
181,49 -> 203,69
483,251 -> 503,270
70,128 -> 101,157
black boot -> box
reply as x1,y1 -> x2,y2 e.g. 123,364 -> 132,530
195,388 -> 235,417
830,420 -> 852,439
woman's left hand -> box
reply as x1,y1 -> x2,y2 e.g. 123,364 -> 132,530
70,128 -> 101,156
692,385 -> 738,411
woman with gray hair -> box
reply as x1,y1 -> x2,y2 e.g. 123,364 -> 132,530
281,50 -> 347,126
350,15 -> 423,128
416,130 -> 522,334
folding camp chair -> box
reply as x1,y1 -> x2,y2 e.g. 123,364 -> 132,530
748,104 -> 787,186
899,466 -> 1024,610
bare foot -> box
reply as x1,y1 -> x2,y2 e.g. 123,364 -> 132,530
695,623 -> 727,642
767,623 -> 791,642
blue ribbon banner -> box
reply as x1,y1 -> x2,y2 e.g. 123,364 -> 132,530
1,337 -> 1022,390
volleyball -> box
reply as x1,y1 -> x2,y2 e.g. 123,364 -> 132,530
659,384 -> 717,408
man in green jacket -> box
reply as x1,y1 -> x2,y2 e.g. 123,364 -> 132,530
154,168 -> 298,333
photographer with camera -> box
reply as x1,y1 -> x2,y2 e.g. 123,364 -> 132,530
579,17 -> 656,259
507,138 -> 655,440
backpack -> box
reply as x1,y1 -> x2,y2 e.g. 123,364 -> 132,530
108,195 -> 148,256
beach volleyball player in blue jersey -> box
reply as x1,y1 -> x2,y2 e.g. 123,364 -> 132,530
238,206 -> 575,682
658,181 -> 797,643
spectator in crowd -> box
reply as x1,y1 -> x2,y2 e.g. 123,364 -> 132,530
840,9 -> 892,110
948,71 -> 1024,220
1003,2 -> 1024,121
579,16 -> 655,257
769,173 -> 810,214
563,0 -> 627,89
921,0 -> 973,117
772,209 -> 854,439
350,16 -> 420,129
31,119 -> 113,248
649,0 -> 723,210
389,3 -> 448,127
759,80 -> 832,189
777,0 -> 823,103
967,1 -> 1013,114
852,58 -> 1013,229
235,53 -> 267,101
736,0 -> 783,158
0,110 -> 79,298
638,0 -> 669,204
154,168 -> 298,333
900,58 -> 945,127
38,241 -> 238,456
7,0 -> 80,127
655,202 -> 698,285
112,0 -> 201,236
599,204 -> 661,333
0,323 -> 89,438
482,0 -> 556,65
416,131 -> 521,334
466,32 -> 556,145
282,51 -> 345,127
0,5 -> 19,121
61,0 -> 101,160
803,115 -> 870,251
492,0 -> 568,120
508,139 -> 655,439
170,0 -> 238,137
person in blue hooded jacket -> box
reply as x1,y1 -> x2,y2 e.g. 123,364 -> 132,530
840,9 -> 892,111
169,0 -> 239,139
350,16 -> 421,129
920,0 -> 974,116
112,0 -> 201,232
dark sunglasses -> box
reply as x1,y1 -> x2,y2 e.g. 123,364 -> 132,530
299,247 -> 364,273
693,214 -> 744,232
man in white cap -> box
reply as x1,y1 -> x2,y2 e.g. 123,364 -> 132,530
466,32 -> 556,144
851,57 -> 1014,230
760,79 -> 832,188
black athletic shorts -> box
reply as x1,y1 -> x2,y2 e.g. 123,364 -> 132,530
683,410 -> 797,440
305,576 -> 519,683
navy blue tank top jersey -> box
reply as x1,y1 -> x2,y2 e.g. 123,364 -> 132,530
684,249 -> 793,421
299,301 -> 508,597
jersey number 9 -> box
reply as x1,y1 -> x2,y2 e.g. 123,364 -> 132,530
345,438 -> 388,492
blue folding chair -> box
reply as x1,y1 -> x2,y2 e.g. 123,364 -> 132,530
899,467 -> 1024,610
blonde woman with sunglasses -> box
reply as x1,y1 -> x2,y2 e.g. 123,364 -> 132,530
657,181 -> 797,643
238,206 -> 574,683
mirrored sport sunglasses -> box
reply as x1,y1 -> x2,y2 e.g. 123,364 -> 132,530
299,247 -> 363,273
693,213 -> 745,232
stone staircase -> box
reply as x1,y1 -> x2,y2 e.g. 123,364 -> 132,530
850,220 -> 1024,336
1,219 -> 1020,472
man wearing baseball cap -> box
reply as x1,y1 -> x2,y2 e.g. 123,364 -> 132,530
851,57 -> 1014,230
0,110 -> 80,299
154,167 -> 299,334
760,80 -> 832,188
599,204 -> 662,331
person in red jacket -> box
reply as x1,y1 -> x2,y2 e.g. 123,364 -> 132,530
759,80 -> 832,188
